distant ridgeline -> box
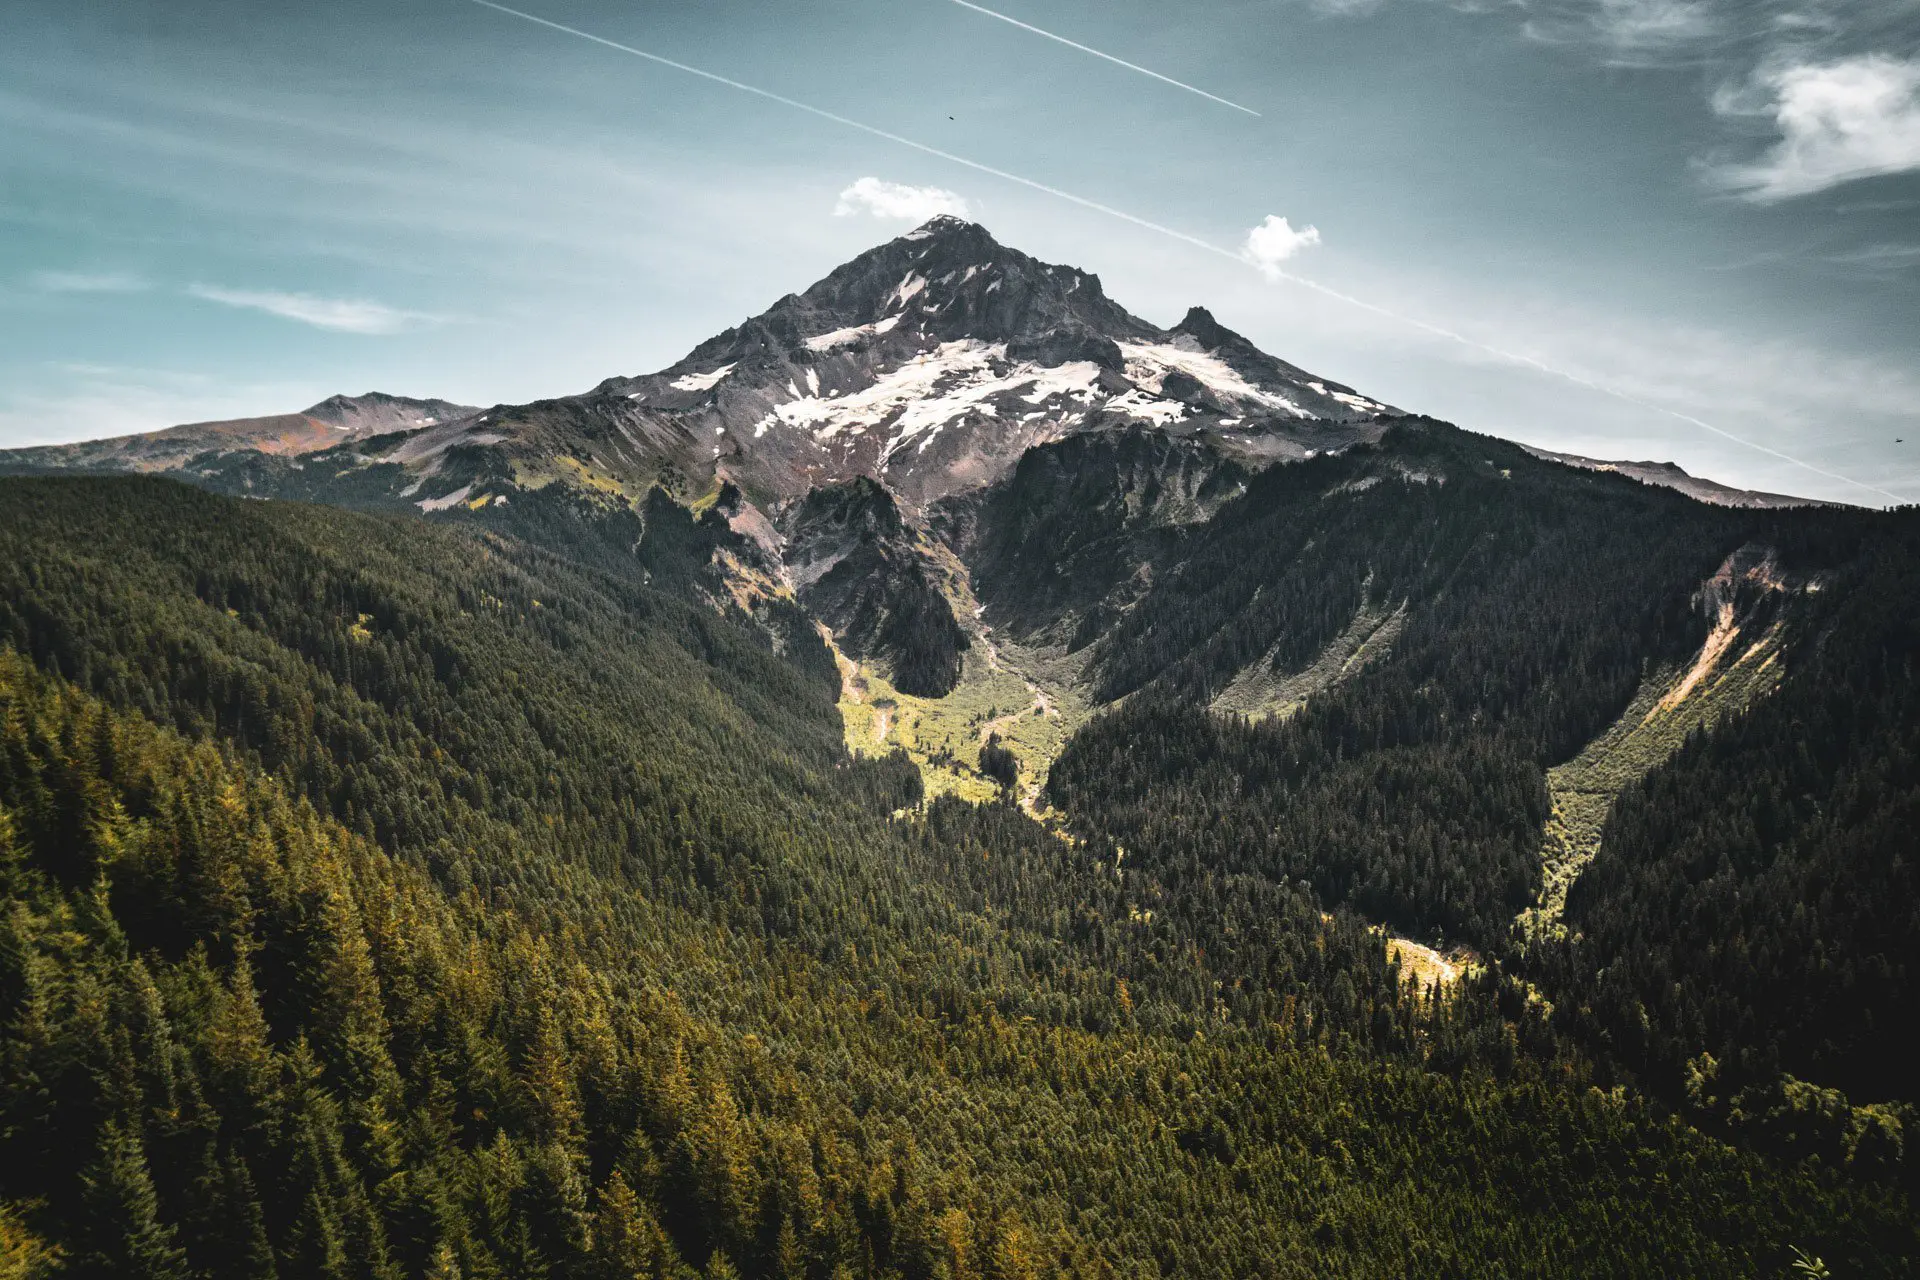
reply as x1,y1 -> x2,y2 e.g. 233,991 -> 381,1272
1,217 -> 1917,1275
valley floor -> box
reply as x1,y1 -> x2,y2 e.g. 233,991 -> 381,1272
837,629 -> 1091,813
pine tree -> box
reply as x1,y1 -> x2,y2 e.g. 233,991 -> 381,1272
590,1171 -> 678,1280
773,1214 -> 805,1280
76,1120 -> 190,1280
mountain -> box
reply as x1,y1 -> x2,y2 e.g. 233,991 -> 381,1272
589,215 -> 1393,509
0,391 -> 477,473
2,219 -> 1917,1275
0,218 -> 1409,700
29,217 -> 1383,525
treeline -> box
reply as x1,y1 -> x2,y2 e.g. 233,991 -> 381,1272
1049,698 -> 1550,949
0,653 -> 1061,1280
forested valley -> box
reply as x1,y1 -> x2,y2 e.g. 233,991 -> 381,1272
1,443 -> 1917,1278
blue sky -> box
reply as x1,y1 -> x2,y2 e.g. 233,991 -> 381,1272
3,0 -> 1917,503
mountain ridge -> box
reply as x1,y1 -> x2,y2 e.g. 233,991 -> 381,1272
1520,444 -> 1827,509
0,218 -> 1819,513
0,390 -> 478,473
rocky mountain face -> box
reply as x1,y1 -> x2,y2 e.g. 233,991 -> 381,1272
781,476 -> 969,696
301,391 -> 478,436
590,215 -> 1392,509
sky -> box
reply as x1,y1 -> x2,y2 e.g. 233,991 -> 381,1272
2,0 -> 1917,505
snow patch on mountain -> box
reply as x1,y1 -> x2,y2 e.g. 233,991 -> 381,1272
671,363 -> 736,392
1120,341 -> 1309,417
889,274 -> 927,310
1103,389 -> 1187,426
806,314 -> 902,352
1308,381 -> 1388,414
768,342 -> 1106,449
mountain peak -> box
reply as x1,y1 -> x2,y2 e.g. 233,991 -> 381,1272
654,220 -> 1154,379
1174,306 -> 1226,343
901,213 -> 986,243
571,222 -> 1408,507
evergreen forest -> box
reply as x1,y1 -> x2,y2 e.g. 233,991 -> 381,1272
1,445 -> 1917,1278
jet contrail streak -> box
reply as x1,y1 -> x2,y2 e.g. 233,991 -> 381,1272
944,0 -> 1260,117
465,0 -> 1903,505
464,0 -> 1236,253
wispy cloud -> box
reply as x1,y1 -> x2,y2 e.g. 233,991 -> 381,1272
1241,215 -> 1322,277
1332,271 -> 1920,502
833,177 -> 971,221
1822,241 -> 1920,271
186,284 -> 436,334
1709,54 -> 1920,200
1523,0 -> 1719,64
31,269 -> 148,293
1592,0 -> 1717,53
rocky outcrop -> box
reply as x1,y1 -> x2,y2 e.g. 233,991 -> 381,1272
781,477 -> 968,697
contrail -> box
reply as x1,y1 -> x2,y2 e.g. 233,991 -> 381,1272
464,0 -> 1903,506
463,0 -> 1239,252
944,0 -> 1260,117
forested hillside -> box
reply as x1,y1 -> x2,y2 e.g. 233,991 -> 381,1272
1540,508 -> 1920,1114
4,475 -> 1916,1277
1043,423 -> 1744,947
1018,424 -> 1920,1181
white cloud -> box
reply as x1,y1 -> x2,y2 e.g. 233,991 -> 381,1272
1711,54 -> 1920,200
186,283 -> 436,334
833,177 -> 970,221
32,270 -> 148,293
1240,215 -> 1322,277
